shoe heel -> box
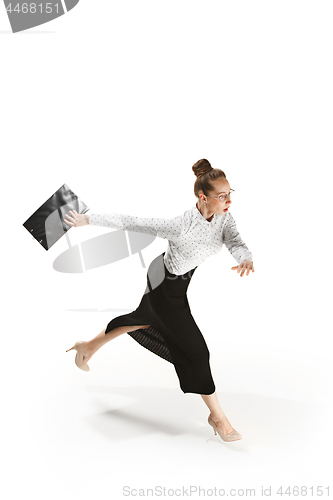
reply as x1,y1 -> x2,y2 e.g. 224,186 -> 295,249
66,341 -> 90,372
208,415 -> 217,435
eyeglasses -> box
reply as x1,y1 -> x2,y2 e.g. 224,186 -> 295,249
205,189 -> 235,202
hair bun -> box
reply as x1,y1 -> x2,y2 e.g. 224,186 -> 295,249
192,159 -> 213,178
198,167 -> 213,178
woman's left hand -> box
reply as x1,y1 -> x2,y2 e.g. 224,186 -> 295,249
231,259 -> 255,277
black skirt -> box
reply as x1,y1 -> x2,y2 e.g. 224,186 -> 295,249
104,252 -> 216,395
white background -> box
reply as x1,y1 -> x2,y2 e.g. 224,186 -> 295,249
1,1 -> 332,499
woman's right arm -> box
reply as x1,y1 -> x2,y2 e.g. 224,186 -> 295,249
88,211 -> 184,240
64,210 -> 184,240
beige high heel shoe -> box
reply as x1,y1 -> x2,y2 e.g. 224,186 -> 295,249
66,341 -> 90,371
208,414 -> 242,442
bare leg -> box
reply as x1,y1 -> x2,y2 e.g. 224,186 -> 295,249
79,324 -> 150,366
201,392 -> 234,435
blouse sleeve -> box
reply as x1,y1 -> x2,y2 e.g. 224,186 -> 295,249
88,212 -> 184,240
222,212 -> 253,264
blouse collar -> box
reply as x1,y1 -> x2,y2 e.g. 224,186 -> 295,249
193,203 -> 217,226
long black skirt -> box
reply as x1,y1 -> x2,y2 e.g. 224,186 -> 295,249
104,252 -> 216,395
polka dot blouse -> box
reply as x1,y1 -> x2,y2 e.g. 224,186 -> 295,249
88,204 -> 253,275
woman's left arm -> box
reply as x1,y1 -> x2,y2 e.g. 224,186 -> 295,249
222,212 -> 254,277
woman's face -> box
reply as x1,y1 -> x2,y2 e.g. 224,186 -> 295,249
199,178 -> 232,215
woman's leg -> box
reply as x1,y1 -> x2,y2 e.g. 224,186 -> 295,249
201,392 -> 235,434
80,324 -> 151,366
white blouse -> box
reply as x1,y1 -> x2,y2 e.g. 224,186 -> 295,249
88,204 -> 253,275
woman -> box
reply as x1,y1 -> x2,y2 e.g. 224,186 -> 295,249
64,159 -> 254,443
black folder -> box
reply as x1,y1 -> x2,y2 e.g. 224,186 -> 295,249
22,183 -> 89,250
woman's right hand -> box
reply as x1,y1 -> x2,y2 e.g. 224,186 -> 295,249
63,210 -> 89,228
